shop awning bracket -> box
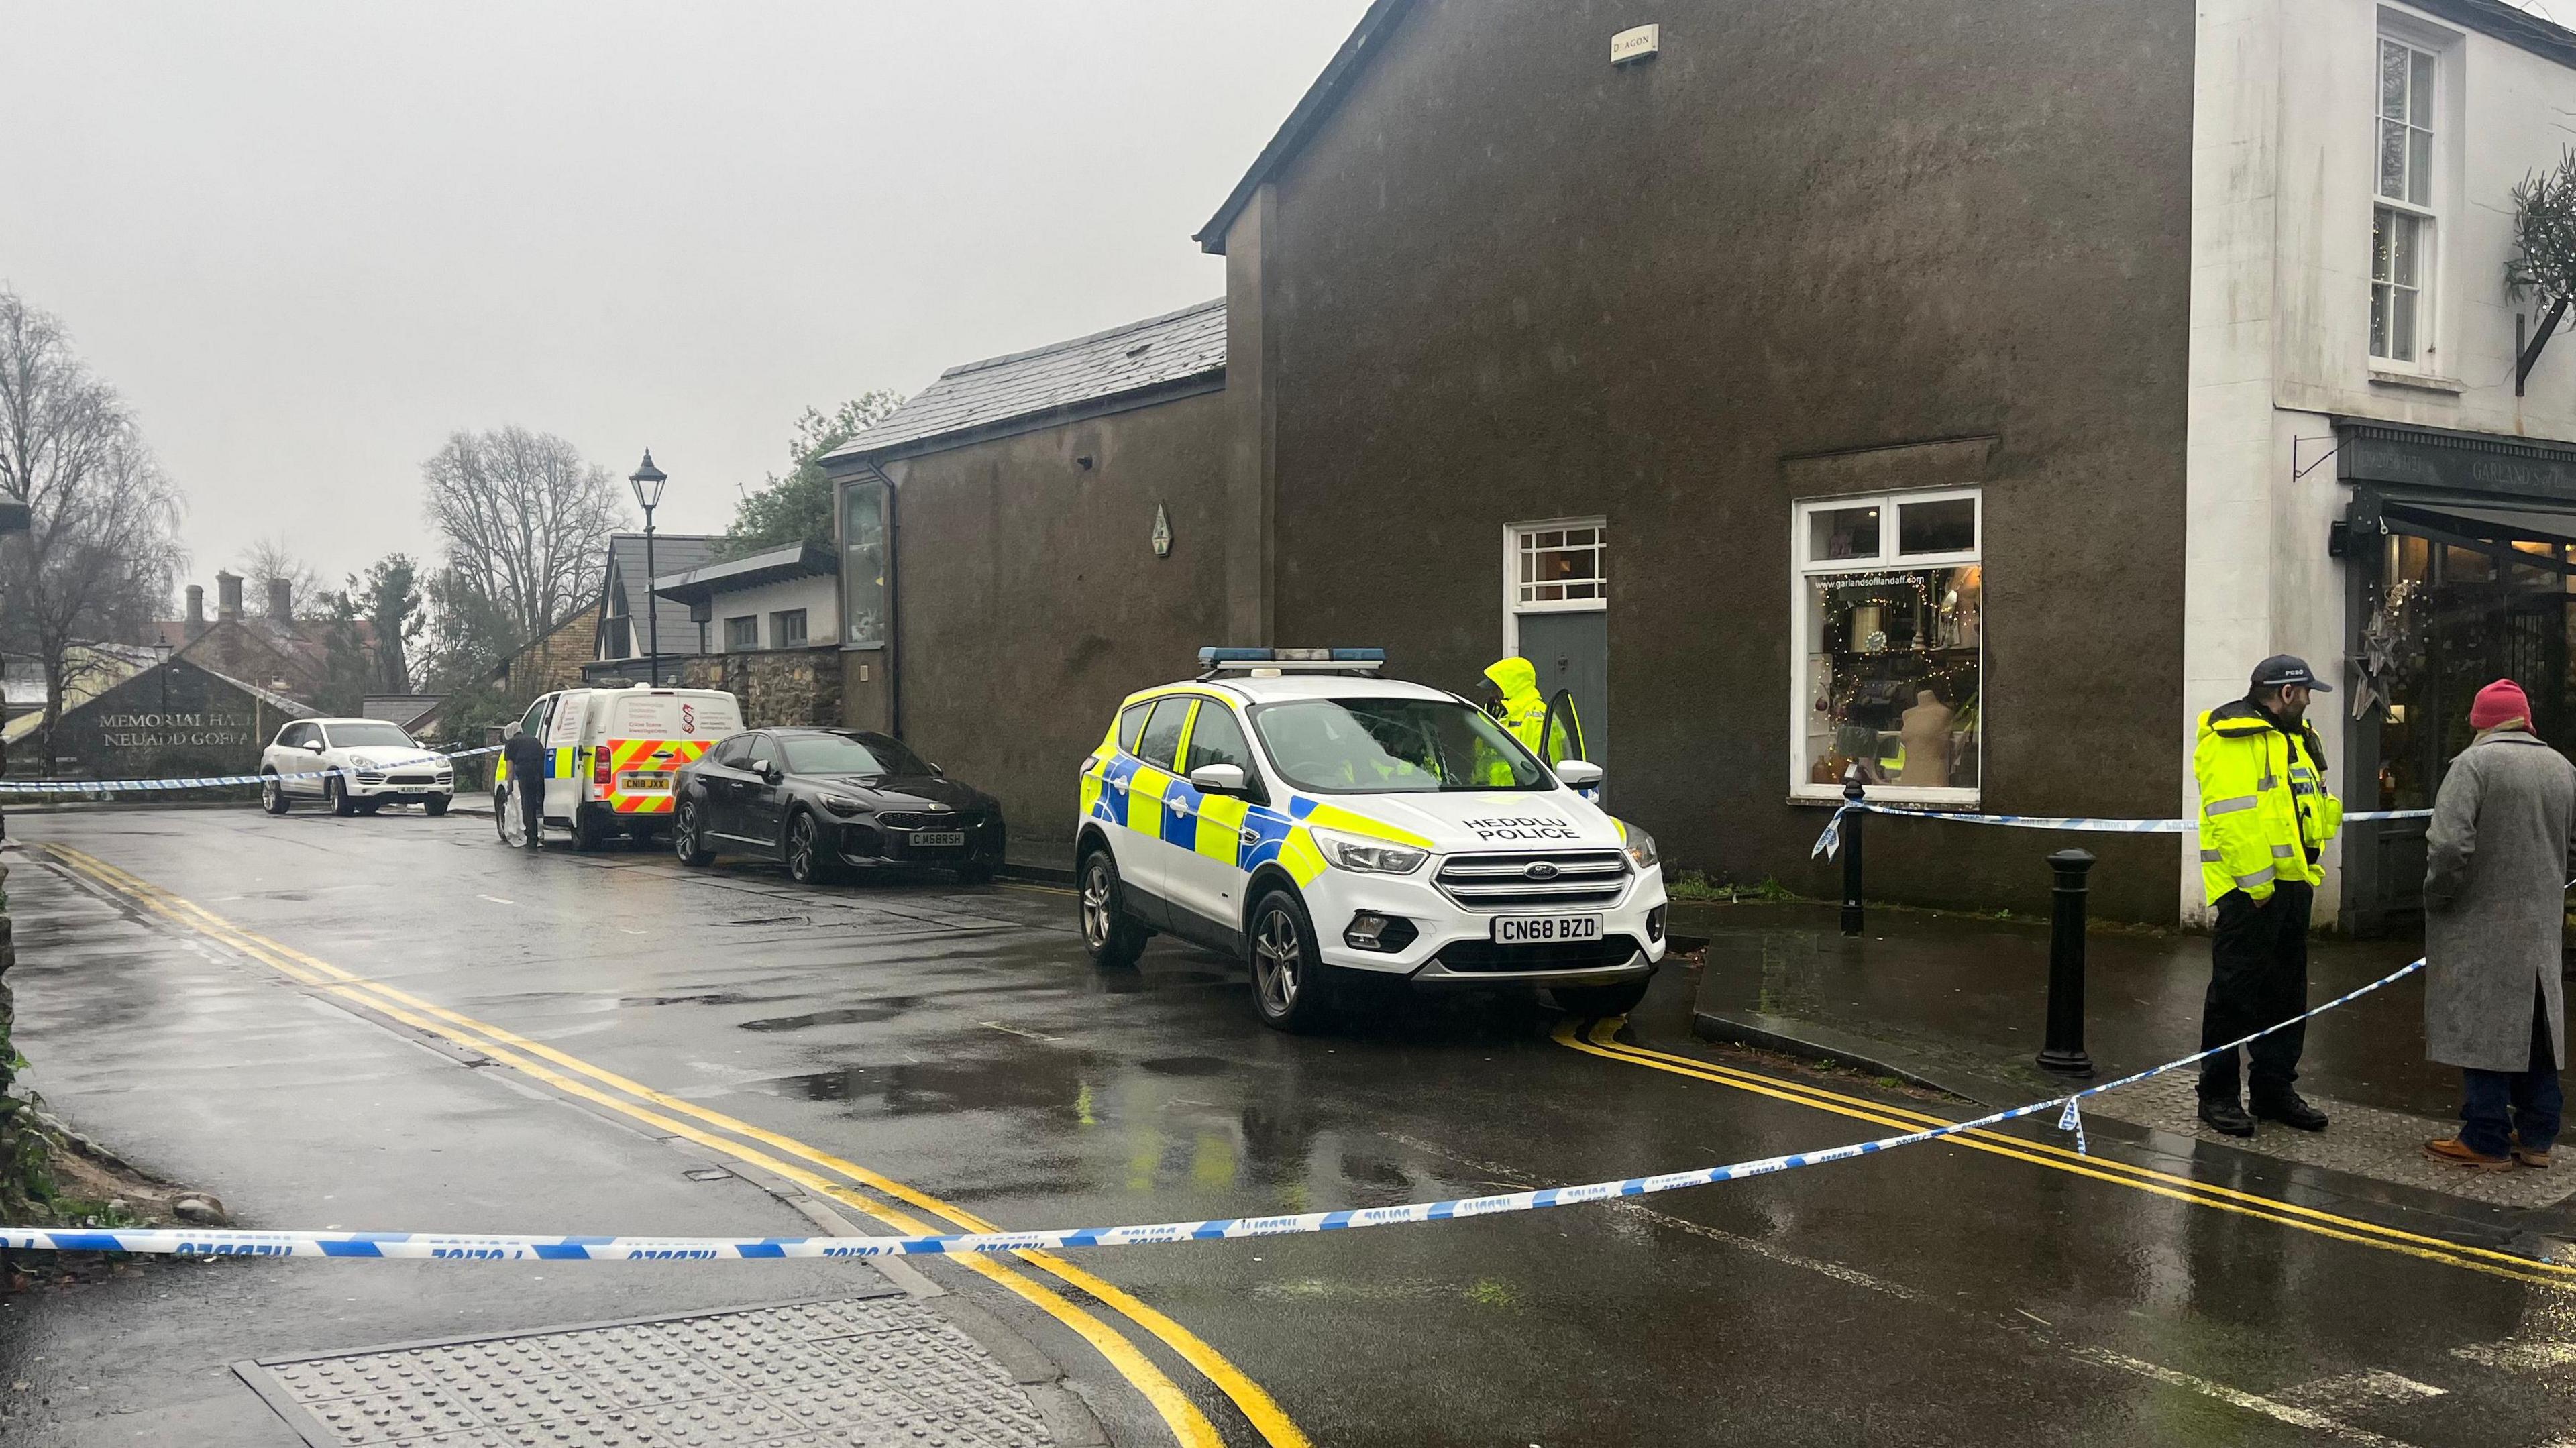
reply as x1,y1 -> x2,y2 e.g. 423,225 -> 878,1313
2518,298 -> 2569,396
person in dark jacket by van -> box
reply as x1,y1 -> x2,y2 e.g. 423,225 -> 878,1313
501,717 -> 551,852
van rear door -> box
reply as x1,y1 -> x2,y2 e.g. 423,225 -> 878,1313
600,691 -> 741,818
541,689 -> 592,820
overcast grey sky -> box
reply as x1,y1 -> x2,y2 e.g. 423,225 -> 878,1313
0,1 -> 1369,597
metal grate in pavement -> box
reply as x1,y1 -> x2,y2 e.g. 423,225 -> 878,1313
235,1294 -> 1054,1447
2084,1073 -> 2576,1209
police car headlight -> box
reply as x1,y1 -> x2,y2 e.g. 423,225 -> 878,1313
1311,826 -> 1428,875
1619,822 -> 1659,871
819,793 -> 869,818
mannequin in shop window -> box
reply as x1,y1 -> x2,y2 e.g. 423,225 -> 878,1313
1899,685 -> 1954,789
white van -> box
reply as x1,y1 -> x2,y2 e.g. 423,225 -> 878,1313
495,685 -> 745,850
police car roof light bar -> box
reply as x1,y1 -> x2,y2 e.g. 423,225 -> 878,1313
1196,646 -> 1387,679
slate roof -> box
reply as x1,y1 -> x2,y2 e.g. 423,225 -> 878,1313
651,543 -> 833,604
827,299 -> 1227,463
601,533 -> 724,661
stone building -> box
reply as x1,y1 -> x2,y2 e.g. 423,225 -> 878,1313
830,0 -> 2576,923
821,301 -> 1230,854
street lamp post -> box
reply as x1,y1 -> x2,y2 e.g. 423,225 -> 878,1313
629,451 -> 667,685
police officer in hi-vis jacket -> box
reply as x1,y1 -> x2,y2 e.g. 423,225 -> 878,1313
2192,655 -> 2344,1138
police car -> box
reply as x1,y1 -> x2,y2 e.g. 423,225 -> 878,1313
1077,648 -> 1666,1032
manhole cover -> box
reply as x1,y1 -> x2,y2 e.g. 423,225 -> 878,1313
236,1294 -> 1052,1447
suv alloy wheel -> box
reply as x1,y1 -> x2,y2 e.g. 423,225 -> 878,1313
1078,848 -> 1148,968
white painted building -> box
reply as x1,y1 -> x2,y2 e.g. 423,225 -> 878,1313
649,544 -> 839,656
2187,0 -> 2576,926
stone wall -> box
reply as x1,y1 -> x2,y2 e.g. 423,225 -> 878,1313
677,645 -> 843,728
504,607 -> 602,703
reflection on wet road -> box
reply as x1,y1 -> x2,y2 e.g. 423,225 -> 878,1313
15,807 -> 2576,1446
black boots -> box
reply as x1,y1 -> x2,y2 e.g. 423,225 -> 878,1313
2197,1099 -> 2256,1137
2253,1092 -> 2330,1132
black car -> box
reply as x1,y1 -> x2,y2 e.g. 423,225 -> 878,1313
671,728 -> 1006,886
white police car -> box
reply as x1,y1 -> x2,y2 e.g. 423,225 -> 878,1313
1076,649 -> 1667,1032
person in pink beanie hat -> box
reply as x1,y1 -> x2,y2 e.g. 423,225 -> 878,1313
2424,677 -> 2575,1170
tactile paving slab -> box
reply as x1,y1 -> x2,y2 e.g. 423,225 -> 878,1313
2088,1073 -> 2576,1209
237,1295 -> 1055,1447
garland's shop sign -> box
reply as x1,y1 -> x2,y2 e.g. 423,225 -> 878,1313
52,661 -> 301,779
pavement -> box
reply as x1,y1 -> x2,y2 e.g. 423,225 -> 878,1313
9,810 -> 2576,1445
1680,899 -> 2576,1208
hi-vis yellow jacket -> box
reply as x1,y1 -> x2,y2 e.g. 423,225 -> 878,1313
2194,700 -> 2343,905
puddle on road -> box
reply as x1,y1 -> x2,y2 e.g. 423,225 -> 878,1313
1137,1055 -> 1230,1077
739,1001 -> 914,1032
621,991 -> 755,1008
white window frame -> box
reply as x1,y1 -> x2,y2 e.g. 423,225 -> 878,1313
1501,517 -> 1607,655
1788,488 -> 1984,805
2370,23 -> 2452,373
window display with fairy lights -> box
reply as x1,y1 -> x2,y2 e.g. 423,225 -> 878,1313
1791,489 -> 1982,802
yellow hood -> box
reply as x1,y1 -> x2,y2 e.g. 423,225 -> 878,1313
1483,657 -> 1540,702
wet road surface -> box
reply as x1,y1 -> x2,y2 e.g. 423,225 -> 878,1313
11,805 -> 2576,1445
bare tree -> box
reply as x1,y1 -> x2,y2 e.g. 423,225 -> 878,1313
237,535 -> 321,620
0,288 -> 185,763
421,427 -> 625,647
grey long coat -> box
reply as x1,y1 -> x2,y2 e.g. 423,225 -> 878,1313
2423,729 -> 2575,1072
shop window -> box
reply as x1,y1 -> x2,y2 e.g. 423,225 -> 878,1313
724,615 -> 759,651
1793,489 -> 1982,802
1515,524 -> 1605,608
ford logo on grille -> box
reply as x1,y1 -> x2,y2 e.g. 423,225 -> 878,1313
1523,861 -> 1561,881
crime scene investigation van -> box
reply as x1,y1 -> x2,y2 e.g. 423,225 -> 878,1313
496,684 -> 745,851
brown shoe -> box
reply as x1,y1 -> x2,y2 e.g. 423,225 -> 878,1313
2425,1137 -> 2516,1171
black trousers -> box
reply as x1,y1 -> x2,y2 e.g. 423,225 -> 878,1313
518,777 -> 547,850
2198,881 -> 2313,1104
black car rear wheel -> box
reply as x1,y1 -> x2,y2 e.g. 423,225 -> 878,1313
674,797 -> 715,866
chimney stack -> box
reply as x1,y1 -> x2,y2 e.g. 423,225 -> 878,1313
185,584 -> 205,641
268,577 -> 293,624
215,570 -> 243,622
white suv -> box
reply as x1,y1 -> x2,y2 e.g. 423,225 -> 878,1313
1075,649 -> 1667,1032
261,718 -> 453,817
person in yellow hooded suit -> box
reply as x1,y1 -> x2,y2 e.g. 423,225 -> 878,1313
1480,657 -> 1587,787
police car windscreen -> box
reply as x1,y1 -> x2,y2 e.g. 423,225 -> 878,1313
782,732 -> 930,778
1248,699 -> 1548,793
326,722 -> 417,749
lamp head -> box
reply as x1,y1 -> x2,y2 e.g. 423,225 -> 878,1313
629,450 -> 668,511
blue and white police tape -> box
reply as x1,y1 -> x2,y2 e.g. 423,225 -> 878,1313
0,746 -> 503,797
0,956 -> 2426,1261
1809,801 -> 2434,860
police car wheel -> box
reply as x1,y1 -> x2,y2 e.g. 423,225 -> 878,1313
1550,977 -> 1651,1019
327,777 -> 358,817
571,810 -> 609,852
1078,849 -> 1148,968
1249,889 -> 1333,1034
673,799 -> 715,866
260,773 -> 289,815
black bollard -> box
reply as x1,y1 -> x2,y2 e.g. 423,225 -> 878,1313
1839,771 -> 1866,938
2037,848 -> 2097,1077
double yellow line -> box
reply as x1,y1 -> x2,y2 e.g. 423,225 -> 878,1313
1560,1018 -> 2576,1290
39,844 -> 1306,1448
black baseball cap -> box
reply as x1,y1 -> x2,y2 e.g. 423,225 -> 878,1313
2250,654 -> 2333,693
